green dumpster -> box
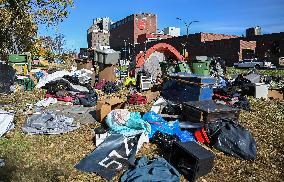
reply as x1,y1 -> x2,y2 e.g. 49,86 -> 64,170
8,54 -> 32,71
191,61 -> 210,76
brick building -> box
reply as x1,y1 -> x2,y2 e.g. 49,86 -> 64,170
137,33 -> 172,44
87,17 -> 111,49
109,13 -> 157,50
243,32 -> 284,65
133,32 -> 247,65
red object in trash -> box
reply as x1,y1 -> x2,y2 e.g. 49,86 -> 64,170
128,93 -> 148,105
46,93 -> 74,102
194,128 -> 210,144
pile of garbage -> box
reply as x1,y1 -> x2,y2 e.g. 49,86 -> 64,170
1,57 -> 283,182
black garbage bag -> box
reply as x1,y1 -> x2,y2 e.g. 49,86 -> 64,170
151,131 -> 180,150
103,81 -> 119,94
206,119 -> 257,160
0,63 -> 16,93
233,95 -> 251,111
161,102 -> 182,115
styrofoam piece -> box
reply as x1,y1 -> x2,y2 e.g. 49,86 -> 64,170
255,83 -> 269,99
0,110 -> 15,137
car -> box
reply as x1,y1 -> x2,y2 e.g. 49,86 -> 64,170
234,59 -> 276,69
279,57 -> 284,67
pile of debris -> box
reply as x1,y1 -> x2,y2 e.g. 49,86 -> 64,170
1,54 -> 283,182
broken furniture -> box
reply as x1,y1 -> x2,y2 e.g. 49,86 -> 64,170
169,141 -> 214,182
182,100 -> 240,124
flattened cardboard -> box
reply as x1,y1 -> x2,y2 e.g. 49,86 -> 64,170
268,89 -> 284,100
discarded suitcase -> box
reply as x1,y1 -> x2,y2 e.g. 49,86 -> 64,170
169,141 -> 214,182
182,100 -> 240,124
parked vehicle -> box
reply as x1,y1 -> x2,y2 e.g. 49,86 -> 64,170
279,57 -> 284,67
234,59 -> 276,69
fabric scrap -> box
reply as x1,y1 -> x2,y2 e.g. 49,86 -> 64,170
22,112 -> 79,135
120,156 -> 180,182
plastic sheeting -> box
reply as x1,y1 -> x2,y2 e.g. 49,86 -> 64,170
75,134 -> 146,180
22,112 -> 79,135
106,110 -> 151,137
143,111 -> 196,142
0,110 -> 15,137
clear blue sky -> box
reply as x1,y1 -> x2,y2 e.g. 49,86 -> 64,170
39,0 -> 284,51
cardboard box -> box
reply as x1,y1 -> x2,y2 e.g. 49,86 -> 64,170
96,97 -> 125,123
268,89 -> 284,100
99,64 -> 116,82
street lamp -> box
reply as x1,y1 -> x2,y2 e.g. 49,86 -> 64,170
176,18 -> 199,58
176,18 -> 199,39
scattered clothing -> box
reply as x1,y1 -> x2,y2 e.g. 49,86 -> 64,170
0,110 -> 15,137
103,81 -> 120,94
127,93 -> 148,105
22,112 -> 79,135
35,97 -> 57,107
71,69 -> 93,85
36,70 -> 71,88
120,156 -> 180,182
74,92 -> 98,107
43,78 -> 90,94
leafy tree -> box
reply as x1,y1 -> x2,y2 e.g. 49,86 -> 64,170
0,0 -> 73,59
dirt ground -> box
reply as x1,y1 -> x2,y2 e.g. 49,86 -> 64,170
0,69 -> 284,182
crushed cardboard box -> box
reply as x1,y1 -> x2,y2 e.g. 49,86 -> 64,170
96,97 -> 125,122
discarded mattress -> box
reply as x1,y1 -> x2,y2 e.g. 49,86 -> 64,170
22,112 -> 79,135
0,110 -> 15,137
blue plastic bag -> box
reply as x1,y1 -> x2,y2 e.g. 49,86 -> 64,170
143,111 -> 195,142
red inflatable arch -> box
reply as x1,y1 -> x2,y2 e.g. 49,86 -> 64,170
135,43 -> 185,68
